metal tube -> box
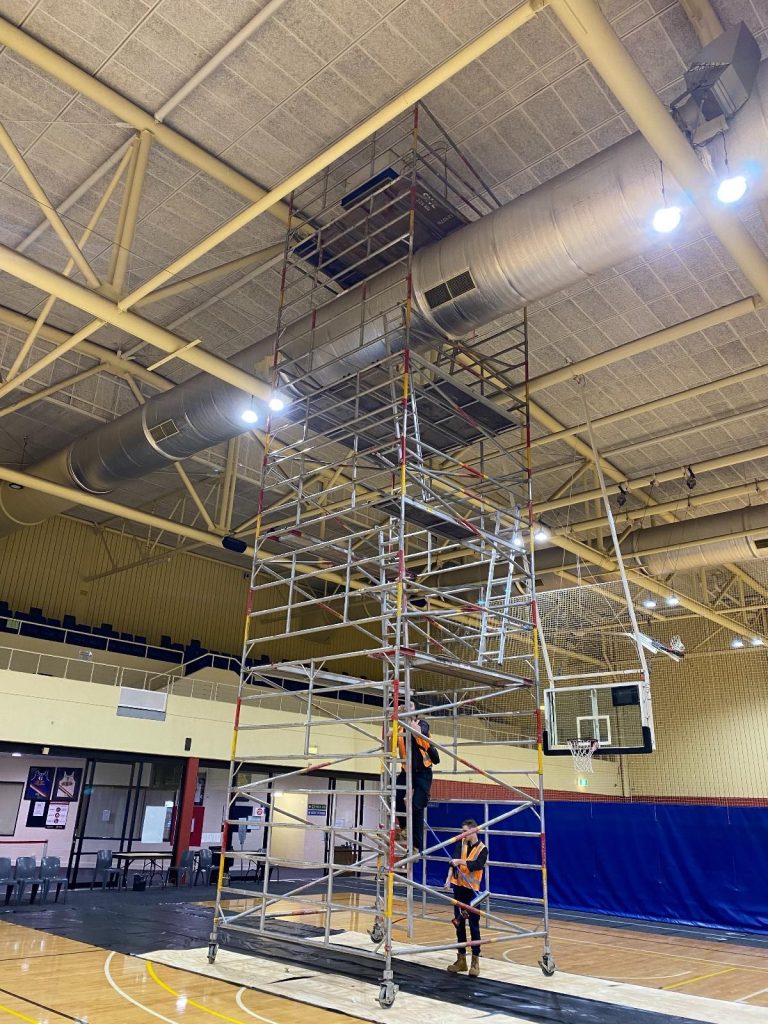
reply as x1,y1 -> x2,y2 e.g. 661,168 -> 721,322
548,0 -> 768,302
115,1 -> 544,308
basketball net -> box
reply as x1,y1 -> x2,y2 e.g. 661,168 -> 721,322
567,738 -> 599,774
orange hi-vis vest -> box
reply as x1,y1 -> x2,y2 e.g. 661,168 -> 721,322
398,731 -> 433,769
451,839 -> 487,891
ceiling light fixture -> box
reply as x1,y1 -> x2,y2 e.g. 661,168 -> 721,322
8,482 -> 23,491
616,485 -> 628,508
652,205 -> 681,233
731,637 -> 745,649
716,174 -> 747,204
534,524 -> 550,544
751,637 -> 765,646
685,466 -> 697,490
269,396 -> 286,412
642,598 -> 657,610
241,407 -> 258,425
665,595 -> 680,607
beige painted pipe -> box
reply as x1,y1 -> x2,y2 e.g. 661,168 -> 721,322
0,122 -> 100,289
539,441 -> 768,514
0,245 -> 271,400
133,245 -> 285,308
0,304 -> 170,392
117,1 -> 544,308
551,531 -> 764,642
548,0 -> 768,301
0,17 -> 293,226
563,479 -> 768,535
533,355 -> 768,450
109,130 -> 152,292
527,295 -> 760,396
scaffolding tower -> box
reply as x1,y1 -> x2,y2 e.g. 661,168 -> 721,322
209,106 -> 555,1007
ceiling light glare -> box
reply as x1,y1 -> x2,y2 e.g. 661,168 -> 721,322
11,752 -> 22,758
716,174 -> 747,204
269,396 -> 286,412
652,206 -> 681,233
665,595 -> 680,607
751,636 -> 765,647
512,533 -> 526,550
642,598 -> 657,610
241,407 -> 258,424
731,637 -> 745,649
534,525 -> 550,544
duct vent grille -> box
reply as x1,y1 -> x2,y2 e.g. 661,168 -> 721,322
424,269 -> 476,310
149,419 -> 180,444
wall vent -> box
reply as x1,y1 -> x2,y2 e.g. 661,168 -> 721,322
424,269 -> 476,310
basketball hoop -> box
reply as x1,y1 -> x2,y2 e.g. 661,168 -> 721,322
567,738 -> 599,773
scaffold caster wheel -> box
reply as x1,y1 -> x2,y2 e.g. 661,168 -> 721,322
208,942 -> 218,964
377,980 -> 398,1008
539,953 -> 556,977
369,924 -> 384,944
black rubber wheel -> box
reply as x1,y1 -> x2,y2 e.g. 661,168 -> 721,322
377,981 -> 397,1008
539,953 -> 556,977
369,925 -> 384,943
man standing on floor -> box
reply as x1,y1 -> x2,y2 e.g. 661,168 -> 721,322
444,818 -> 487,977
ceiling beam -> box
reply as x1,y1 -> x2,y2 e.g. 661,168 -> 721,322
108,1 -> 544,308
548,0 -> 768,302
0,305 -> 171,392
0,245 -> 271,400
0,16 -> 294,227
551,531 -> 766,643
679,0 -> 723,45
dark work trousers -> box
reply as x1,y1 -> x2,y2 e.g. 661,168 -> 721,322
452,883 -> 481,956
395,767 -> 432,850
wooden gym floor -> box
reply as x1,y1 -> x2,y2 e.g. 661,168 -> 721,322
0,891 -> 766,1022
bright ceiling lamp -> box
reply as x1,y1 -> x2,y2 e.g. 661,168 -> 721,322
665,595 -> 680,607
731,637 -> 745,649
269,395 -> 286,412
716,174 -> 747,204
241,406 -> 258,424
641,598 -> 657,610
533,524 -> 550,544
652,205 -> 681,233
751,636 -> 765,646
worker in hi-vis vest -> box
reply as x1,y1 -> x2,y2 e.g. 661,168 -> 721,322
395,702 -> 439,851
444,818 -> 488,977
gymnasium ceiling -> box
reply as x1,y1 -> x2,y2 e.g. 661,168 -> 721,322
0,0 -> 768,620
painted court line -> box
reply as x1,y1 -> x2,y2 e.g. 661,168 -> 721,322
662,966 -> 739,991
104,951 -> 179,1024
551,933 -> 768,973
235,989 -> 285,1023
738,987 -> 768,1003
147,960 -> 248,1024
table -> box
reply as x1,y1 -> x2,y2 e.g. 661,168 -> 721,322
111,850 -> 175,889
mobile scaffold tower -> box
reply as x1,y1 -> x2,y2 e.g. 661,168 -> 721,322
209,105 -> 555,1006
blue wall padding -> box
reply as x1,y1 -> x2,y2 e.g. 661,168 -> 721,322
426,800 -> 768,934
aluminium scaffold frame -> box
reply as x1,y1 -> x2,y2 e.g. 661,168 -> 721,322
209,106 -> 555,1007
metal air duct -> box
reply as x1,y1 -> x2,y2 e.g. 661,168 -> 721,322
2,51 -> 768,536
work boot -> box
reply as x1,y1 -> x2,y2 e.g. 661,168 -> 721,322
447,954 -> 468,973
469,955 -> 480,977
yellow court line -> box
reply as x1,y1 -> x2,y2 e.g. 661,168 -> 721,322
0,1002 -> 38,1024
147,961 -> 247,1024
662,966 -> 740,991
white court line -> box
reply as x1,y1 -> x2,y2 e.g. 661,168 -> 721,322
501,946 -> 688,982
548,934 -> 768,972
103,951 -> 178,1024
236,988 -> 282,1023
738,987 -> 768,1003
